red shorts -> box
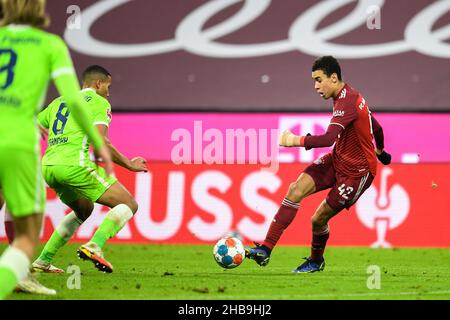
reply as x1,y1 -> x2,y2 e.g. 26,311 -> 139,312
303,153 -> 374,212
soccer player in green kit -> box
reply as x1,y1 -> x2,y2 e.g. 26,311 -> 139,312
0,0 -> 113,299
32,65 -> 148,274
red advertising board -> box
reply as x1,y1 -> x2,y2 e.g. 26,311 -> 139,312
2,163 -> 448,247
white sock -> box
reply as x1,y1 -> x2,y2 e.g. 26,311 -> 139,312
89,204 -> 133,248
105,204 -> 133,230
56,211 -> 83,241
0,246 -> 30,282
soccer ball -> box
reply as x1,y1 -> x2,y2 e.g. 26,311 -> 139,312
213,236 -> 245,269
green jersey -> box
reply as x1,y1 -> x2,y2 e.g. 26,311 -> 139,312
0,24 -> 104,152
0,25 -> 74,151
39,88 -> 112,167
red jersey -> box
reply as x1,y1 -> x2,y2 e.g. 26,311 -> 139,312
330,84 -> 377,177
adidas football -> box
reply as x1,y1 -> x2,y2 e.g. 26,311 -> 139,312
213,236 -> 245,269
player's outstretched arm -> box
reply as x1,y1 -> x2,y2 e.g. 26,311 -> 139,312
96,125 -> 148,172
279,125 -> 341,149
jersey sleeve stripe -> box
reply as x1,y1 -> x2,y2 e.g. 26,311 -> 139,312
330,122 -> 345,129
94,121 -> 109,127
51,67 -> 75,79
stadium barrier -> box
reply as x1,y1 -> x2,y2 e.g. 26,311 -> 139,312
1,163 -> 448,247
1,113 -> 448,247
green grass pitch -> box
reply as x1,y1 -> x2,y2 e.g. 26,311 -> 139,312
2,243 -> 449,300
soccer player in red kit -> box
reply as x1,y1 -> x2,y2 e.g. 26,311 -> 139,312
245,56 -> 391,272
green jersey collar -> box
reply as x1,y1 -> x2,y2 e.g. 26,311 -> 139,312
7,24 -> 31,31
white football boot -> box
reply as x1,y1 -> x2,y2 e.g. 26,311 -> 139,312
32,258 -> 65,273
16,273 -> 57,296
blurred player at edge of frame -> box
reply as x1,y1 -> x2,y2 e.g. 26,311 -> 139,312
0,0 -> 112,299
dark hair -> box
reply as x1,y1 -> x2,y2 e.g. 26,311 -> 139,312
82,65 -> 111,83
312,56 -> 342,81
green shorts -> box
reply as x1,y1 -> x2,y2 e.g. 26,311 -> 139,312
42,165 -> 117,204
0,147 -> 46,217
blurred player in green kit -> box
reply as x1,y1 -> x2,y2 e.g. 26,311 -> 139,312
0,0 -> 113,299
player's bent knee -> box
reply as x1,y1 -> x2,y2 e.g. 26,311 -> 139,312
128,199 -> 138,214
75,210 -> 91,222
287,182 -> 307,202
311,215 -> 327,228
72,202 -> 94,221
78,206 -> 94,221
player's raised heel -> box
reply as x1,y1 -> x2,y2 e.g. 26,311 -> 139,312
244,243 -> 271,267
77,243 -> 113,273
292,257 -> 325,273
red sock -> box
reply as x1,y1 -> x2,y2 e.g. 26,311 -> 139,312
4,221 -> 15,244
311,228 -> 330,262
263,198 -> 299,250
